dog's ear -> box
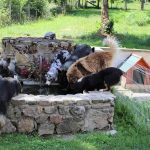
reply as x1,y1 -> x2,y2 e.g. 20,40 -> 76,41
91,47 -> 95,53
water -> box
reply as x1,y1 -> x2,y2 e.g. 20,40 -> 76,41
22,85 -> 71,95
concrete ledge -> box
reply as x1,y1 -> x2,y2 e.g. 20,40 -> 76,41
0,91 -> 115,135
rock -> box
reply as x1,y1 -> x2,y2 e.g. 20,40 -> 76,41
69,106 -> 85,120
0,115 -> 6,129
56,116 -> 84,134
83,109 -> 109,131
106,130 -> 117,136
22,105 -> 43,118
38,123 -> 55,136
35,114 -> 49,124
44,32 -> 56,40
7,105 -> 21,120
58,106 -> 70,115
49,114 -> 63,125
0,118 -> 16,134
18,117 -> 36,133
60,41 -> 69,49
44,106 -> 57,114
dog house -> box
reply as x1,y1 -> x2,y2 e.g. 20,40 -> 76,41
119,53 -> 150,92
0,37 -> 115,135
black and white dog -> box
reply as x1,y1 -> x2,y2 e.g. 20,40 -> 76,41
45,50 -> 71,85
71,67 -> 123,93
62,44 -> 94,70
0,76 -> 22,128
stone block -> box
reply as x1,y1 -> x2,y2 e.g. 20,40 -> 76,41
38,123 -> 55,136
56,116 -> 84,134
18,117 -> 36,133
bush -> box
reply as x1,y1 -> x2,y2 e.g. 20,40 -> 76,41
0,8 -> 11,27
27,0 -> 50,18
49,3 -> 62,16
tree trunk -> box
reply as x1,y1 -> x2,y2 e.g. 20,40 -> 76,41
78,0 -> 81,7
141,0 -> 145,10
101,0 -> 109,34
8,0 -> 12,20
97,0 -> 100,9
84,0 -> 87,8
124,0 -> 127,10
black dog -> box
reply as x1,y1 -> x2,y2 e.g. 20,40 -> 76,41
71,67 -> 123,93
0,77 -> 22,128
57,70 -> 68,89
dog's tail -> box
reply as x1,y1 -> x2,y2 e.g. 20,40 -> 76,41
103,36 -> 120,67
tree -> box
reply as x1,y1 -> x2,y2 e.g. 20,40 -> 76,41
140,0 -> 145,10
101,0 -> 109,34
124,0 -> 128,10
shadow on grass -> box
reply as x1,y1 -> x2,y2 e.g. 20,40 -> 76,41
116,33 -> 150,49
73,32 -> 103,46
67,9 -> 100,17
72,31 -> 150,50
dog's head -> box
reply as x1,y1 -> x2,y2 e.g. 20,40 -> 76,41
67,70 -> 79,84
45,50 -> 71,85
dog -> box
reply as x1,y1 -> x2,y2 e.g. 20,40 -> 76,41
57,70 -> 68,89
45,50 -> 71,85
67,36 -> 120,84
0,58 -> 15,77
62,44 -> 94,71
0,76 -> 22,128
71,67 -> 123,93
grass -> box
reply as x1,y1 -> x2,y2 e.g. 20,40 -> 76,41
0,96 -> 150,150
0,3 -> 150,50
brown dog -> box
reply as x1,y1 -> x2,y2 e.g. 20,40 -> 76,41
67,36 -> 120,84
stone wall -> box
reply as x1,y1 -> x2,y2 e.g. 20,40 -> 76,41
1,37 -> 74,63
0,91 -> 115,136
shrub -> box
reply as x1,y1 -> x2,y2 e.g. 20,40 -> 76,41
0,8 -> 11,27
49,3 -> 62,16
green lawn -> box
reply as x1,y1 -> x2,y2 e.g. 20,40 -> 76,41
0,6 -> 150,50
0,96 -> 150,150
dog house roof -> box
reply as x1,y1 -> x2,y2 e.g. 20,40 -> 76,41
119,53 -> 148,72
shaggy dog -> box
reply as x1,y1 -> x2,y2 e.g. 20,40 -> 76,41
45,50 -> 71,85
62,44 -> 94,71
71,67 -> 123,93
0,77 -> 22,128
67,36 -> 120,84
